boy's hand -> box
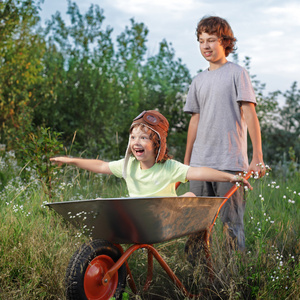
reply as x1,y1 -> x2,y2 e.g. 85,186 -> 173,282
50,156 -> 69,167
249,159 -> 266,178
231,174 -> 253,190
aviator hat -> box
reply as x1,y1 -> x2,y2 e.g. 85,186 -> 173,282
122,110 -> 169,178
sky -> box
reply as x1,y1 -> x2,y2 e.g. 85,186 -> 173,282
39,0 -> 300,98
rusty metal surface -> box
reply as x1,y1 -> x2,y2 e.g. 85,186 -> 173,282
46,196 -> 225,244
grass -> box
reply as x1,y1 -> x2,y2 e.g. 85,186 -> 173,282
0,152 -> 299,299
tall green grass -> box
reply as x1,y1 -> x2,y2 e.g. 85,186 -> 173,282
0,153 -> 299,299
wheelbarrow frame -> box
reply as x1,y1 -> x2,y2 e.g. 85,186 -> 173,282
101,172 -> 251,298
47,172 -> 252,299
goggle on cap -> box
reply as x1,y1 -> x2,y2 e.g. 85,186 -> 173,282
122,110 -> 169,178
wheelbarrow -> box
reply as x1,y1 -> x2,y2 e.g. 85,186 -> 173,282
46,172 -> 252,299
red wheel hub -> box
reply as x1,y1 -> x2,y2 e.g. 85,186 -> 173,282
84,255 -> 118,300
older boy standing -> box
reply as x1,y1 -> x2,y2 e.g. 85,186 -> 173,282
184,16 -> 265,257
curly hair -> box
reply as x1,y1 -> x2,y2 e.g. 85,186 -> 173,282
130,124 -> 172,163
196,16 -> 237,57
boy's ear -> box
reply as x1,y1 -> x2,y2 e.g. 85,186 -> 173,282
221,38 -> 230,49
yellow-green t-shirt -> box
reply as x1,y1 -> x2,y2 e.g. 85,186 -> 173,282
109,157 -> 189,197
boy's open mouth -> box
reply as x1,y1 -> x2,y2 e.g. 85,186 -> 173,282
134,149 -> 144,156
135,149 -> 144,153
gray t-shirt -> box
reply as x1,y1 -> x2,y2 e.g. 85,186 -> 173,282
184,61 -> 256,171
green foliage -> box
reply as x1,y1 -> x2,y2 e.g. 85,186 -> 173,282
260,82 -> 300,166
239,56 -> 300,169
14,126 -> 64,198
0,0 -> 299,174
34,2 -> 191,161
0,149 -> 18,190
0,0 -> 47,149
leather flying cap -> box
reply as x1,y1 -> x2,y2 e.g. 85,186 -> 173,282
122,110 -> 169,178
130,110 -> 169,163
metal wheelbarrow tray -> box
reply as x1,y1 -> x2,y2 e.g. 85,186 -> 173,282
47,196 -> 225,245
46,173 -> 250,299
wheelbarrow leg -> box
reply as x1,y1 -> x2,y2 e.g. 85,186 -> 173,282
102,245 -> 155,293
114,244 -> 138,294
143,249 -> 154,291
102,244 -> 201,298
203,230 -> 214,280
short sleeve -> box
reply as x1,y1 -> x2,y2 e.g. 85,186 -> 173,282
108,159 -> 125,178
166,160 -> 190,183
183,77 -> 200,114
236,68 -> 256,104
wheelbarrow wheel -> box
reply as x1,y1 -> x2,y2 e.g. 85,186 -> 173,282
65,239 -> 126,300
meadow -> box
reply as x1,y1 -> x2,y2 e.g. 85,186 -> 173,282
0,151 -> 299,299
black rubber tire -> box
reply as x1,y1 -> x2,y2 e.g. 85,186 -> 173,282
65,239 -> 127,300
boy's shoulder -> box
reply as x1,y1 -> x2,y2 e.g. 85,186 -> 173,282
225,61 -> 247,72
192,61 -> 247,81
162,159 -> 189,170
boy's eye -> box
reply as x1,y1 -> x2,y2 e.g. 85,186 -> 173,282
200,39 -> 217,43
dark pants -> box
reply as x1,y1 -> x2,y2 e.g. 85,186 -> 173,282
185,173 -> 246,261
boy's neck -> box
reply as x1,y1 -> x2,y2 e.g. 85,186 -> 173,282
139,160 -> 156,170
208,58 -> 228,71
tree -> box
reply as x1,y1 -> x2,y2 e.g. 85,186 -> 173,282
39,2 -> 192,161
0,0 -> 46,149
276,82 -> 300,162
143,40 -> 191,160
39,1 -> 120,158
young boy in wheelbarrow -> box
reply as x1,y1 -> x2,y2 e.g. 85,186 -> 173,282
51,110 -> 251,196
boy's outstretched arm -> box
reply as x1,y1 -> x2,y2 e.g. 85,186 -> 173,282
50,157 -> 113,175
186,166 -> 252,189
241,102 -> 266,177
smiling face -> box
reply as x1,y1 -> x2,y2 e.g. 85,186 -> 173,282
199,32 -> 227,70
129,125 -> 156,169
